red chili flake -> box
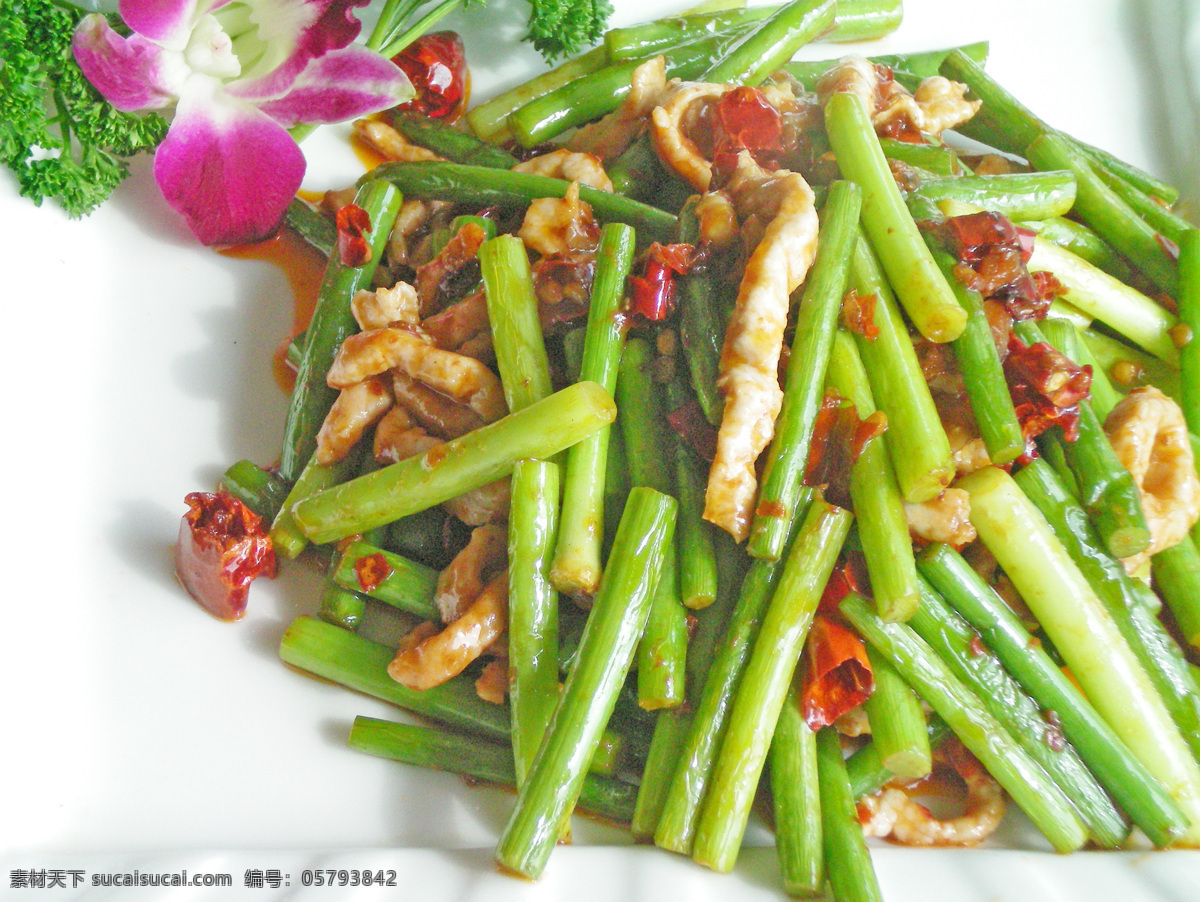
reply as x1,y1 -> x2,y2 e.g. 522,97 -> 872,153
655,242 -> 695,273
800,614 -> 875,730
968,633 -> 987,657
175,491 -> 276,621
841,288 -> 880,339
627,270 -> 674,320
627,242 -> 695,322
391,31 -> 469,122
977,252 -> 1045,320
336,203 -> 372,267
1010,383 -> 1080,453
854,413 -> 888,458
803,393 -> 846,483
958,242 -> 1023,290
354,552 -> 392,592
667,398 -> 719,462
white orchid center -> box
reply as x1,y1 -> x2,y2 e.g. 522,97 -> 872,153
207,0 -> 317,83
183,14 -> 242,80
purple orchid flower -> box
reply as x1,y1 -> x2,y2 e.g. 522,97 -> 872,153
73,0 -> 414,245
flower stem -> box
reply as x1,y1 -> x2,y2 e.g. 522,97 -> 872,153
377,0 -> 462,60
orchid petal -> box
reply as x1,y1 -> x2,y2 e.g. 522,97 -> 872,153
116,0 -> 230,49
73,14 -> 179,111
225,0 -> 369,100
248,45 -> 413,126
154,77 -> 305,245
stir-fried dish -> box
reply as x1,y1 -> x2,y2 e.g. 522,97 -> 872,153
171,1 -> 1200,899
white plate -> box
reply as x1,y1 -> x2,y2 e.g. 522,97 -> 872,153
3,0 -> 1200,898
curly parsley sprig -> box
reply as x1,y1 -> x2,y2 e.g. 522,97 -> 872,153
0,0 -> 166,217
524,0 -> 613,61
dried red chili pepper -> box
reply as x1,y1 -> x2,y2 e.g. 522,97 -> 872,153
711,85 -> 783,183
627,242 -> 695,321
817,552 -> 871,615
938,210 -> 1022,265
626,274 -> 672,321
667,398 -> 719,462
175,492 -> 276,621
336,202 -> 372,267
800,613 -> 875,730
803,391 -> 888,510
1031,268 -> 1068,306
1005,334 -> 1092,408
1016,225 -> 1037,262
1010,383 -> 1081,451
716,86 -> 782,155
1004,333 -> 1092,452
391,31 -> 469,122
925,212 -> 1057,320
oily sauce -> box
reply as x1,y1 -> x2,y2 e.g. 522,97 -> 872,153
221,225 -> 328,393
351,125 -> 389,172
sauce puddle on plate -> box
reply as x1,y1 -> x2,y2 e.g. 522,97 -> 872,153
222,225 -> 328,394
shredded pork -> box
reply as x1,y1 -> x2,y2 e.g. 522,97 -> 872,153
1105,386 -> 1200,572
703,153 -> 820,540
815,55 -> 980,138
